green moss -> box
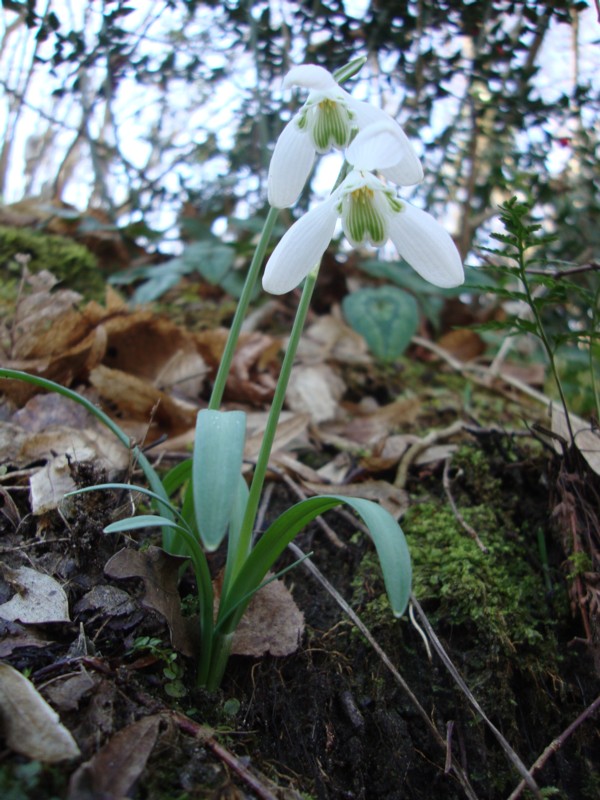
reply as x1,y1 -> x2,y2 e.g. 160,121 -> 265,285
0,225 -> 103,299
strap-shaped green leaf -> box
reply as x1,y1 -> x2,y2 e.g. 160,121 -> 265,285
218,494 -> 411,633
192,409 -> 247,551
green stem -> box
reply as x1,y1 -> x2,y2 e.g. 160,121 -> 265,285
228,268 -> 319,582
204,631 -> 235,692
590,286 -> 600,422
209,206 -> 279,409
517,248 -> 575,444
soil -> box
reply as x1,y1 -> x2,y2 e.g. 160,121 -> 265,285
1,424 -> 599,800
1,277 -> 599,799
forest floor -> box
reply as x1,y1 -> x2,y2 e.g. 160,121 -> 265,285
1,256 -> 600,800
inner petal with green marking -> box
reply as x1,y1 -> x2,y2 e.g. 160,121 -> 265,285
311,99 -> 353,153
343,186 -> 388,246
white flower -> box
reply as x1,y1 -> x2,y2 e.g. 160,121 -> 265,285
263,124 -> 464,294
267,64 -> 423,208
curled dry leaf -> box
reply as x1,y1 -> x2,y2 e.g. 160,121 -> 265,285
105,546 -> 197,657
68,714 -> 163,799
295,311 -> 370,366
551,404 -> 600,476
231,578 -> 305,658
0,662 -> 80,762
0,565 -> 70,624
89,364 -> 198,437
286,364 -> 346,423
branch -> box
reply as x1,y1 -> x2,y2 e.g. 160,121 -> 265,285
506,694 -> 600,800
411,596 -> 543,798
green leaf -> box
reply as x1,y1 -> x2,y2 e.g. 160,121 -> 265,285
192,409 -> 247,551
162,459 -> 192,497
184,240 -> 235,285
342,286 -> 419,361
221,474 -> 251,591
218,495 -> 411,634
104,515 -> 186,534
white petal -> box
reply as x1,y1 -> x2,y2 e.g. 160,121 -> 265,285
283,64 -> 337,91
262,199 -> 339,294
380,158 -> 424,187
387,203 -> 464,288
347,118 -> 423,186
268,118 -> 316,208
347,98 -> 392,128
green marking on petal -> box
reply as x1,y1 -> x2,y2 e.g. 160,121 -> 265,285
387,195 -> 404,214
312,99 -> 352,153
297,110 -> 308,131
344,187 -> 387,246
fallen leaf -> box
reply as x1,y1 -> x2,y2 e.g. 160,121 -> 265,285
29,454 -> 77,515
437,328 -> 486,361
0,565 -> 70,623
0,662 -> 80,762
73,584 -> 138,619
0,619 -> 53,657
295,311 -> 370,365
42,669 -> 98,713
105,547 -> 197,657
89,364 -> 198,436
231,578 -> 304,657
68,714 -> 162,799
244,411 -> 311,463
286,364 -> 346,422
551,404 -> 600,475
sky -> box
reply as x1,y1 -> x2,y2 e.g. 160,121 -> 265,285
0,1 -> 598,249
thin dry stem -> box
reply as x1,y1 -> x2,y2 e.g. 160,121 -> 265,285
287,541 -> 481,800
443,457 -> 489,553
506,693 -> 600,800
410,595 -> 543,798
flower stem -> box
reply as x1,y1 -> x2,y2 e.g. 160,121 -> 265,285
209,206 -> 279,410
229,267 -> 319,580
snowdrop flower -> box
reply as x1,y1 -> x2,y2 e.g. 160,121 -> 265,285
268,64 -> 424,208
263,123 -> 464,294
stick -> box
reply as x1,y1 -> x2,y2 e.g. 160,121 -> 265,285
506,693 -> 600,800
410,596 -> 543,798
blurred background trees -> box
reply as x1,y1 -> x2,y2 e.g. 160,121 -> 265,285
0,0 -> 597,267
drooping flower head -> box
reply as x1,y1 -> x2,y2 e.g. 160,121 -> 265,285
263,122 -> 464,294
268,65 -> 424,208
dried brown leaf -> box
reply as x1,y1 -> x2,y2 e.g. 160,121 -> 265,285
0,662 -> 80,762
231,578 -> 304,657
105,547 -> 197,657
68,714 -> 162,799
0,565 -> 70,623
286,364 -> 346,423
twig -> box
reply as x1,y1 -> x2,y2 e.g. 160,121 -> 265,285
445,720 -> 455,774
506,693 -> 600,800
525,261 -> 600,278
412,335 -> 553,408
394,419 -> 465,489
442,458 -> 488,553
287,541 -> 481,800
171,712 -> 281,800
410,595 -> 543,798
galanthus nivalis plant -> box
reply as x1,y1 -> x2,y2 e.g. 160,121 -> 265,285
0,57 -> 459,691
264,121 -> 464,294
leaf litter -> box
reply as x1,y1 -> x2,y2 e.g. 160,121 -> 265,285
0,269 -> 599,798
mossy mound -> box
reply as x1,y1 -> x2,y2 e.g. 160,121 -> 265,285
350,439 -> 599,798
0,225 -> 104,299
